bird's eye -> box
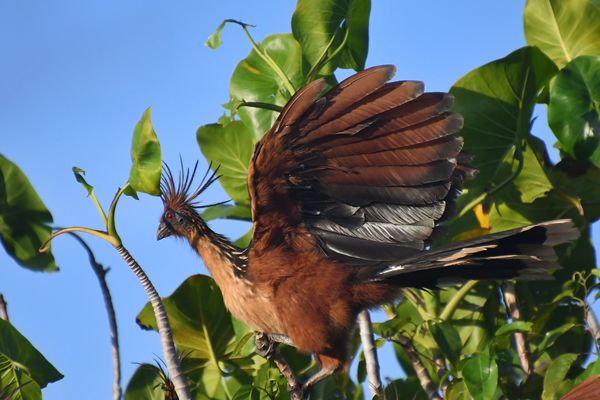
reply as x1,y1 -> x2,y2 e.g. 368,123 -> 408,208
165,211 -> 174,220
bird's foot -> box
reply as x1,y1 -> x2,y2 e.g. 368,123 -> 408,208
288,383 -> 308,400
254,331 -> 275,359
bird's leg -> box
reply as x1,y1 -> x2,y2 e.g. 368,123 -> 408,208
254,332 -> 305,400
267,333 -> 294,347
302,367 -> 338,394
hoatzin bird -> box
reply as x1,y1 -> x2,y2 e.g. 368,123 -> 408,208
157,65 -> 577,395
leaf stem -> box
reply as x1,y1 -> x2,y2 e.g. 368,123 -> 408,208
39,227 -> 119,252
115,244 -> 191,400
305,22 -> 349,83
107,183 -> 131,243
236,101 -> 284,113
439,280 -> 478,321
225,19 -> 296,96
89,191 -> 108,226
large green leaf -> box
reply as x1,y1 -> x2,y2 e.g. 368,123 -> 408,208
461,354 -> 498,400
136,275 -> 236,362
196,121 -> 254,204
548,55 -> 600,164
200,204 -> 252,222
292,0 -> 370,74
0,155 -> 56,271
524,0 -> 600,68
0,319 -> 63,389
450,47 -> 557,202
541,353 -> 578,400
124,363 -> 165,400
428,321 -> 462,367
229,34 -> 303,140
129,107 -> 162,196
0,354 -> 41,400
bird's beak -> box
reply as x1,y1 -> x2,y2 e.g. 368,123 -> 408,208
156,222 -> 172,241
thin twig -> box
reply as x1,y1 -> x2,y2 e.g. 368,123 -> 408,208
0,294 -> 8,321
115,245 -> 191,400
585,306 -> 600,350
358,311 -> 383,398
501,283 -> 531,375
67,232 -> 122,400
254,333 -> 303,400
395,335 -> 441,400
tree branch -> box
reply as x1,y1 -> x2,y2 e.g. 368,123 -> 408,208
254,332 -> 304,400
67,232 -> 121,400
395,335 -> 441,400
0,293 -> 8,321
501,283 -> 531,375
358,311 -> 383,398
585,305 -> 600,350
115,245 -> 191,400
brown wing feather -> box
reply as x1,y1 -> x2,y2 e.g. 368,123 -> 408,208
248,65 -> 469,266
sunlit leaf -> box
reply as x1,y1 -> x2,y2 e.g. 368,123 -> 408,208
495,321 -> 533,337
450,47 -> 557,201
72,167 -> 94,196
0,155 -> 56,271
462,354 -> 498,400
201,204 -> 252,222
541,353 -> 578,400
129,107 -> 162,196
0,319 -> 63,389
548,55 -> 600,164
205,20 -> 227,50
0,353 -> 41,400
136,275 -> 236,361
524,0 -> 600,68
229,34 -> 303,139
196,121 -> 254,204
124,364 -> 164,400
292,0 -> 370,74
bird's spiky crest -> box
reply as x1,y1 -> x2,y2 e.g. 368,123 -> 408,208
160,160 -> 226,210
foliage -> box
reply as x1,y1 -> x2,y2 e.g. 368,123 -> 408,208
2,0 -> 600,399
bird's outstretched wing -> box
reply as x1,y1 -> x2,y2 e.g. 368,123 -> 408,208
248,65 -> 473,266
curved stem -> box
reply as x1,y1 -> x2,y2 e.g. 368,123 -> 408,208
224,19 -> 296,96
358,311 -> 383,398
114,245 -> 191,400
107,183 -> 130,242
39,227 -> 119,252
439,280 -> 478,321
67,232 -> 121,400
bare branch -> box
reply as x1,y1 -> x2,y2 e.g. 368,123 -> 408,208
116,245 -> 191,400
586,306 -> 600,347
501,283 -> 531,375
67,232 -> 121,400
395,335 -> 441,400
0,293 -> 8,321
358,311 -> 383,398
433,356 -> 449,397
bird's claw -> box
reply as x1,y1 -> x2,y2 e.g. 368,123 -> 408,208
254,332 -> 275,359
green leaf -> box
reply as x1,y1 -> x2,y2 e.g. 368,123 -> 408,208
548,55 -> 600,164
495,321 -> 533,337
124,363 -> 164,400
450,47 -> 557,201
0,155 -> 56,271
129,107 -> 162,196
524,0 -> 600,68
0,319 -> 63,389
536,322 -> 577,354
196,121 -> 254,204
428,321 -> 462,367
200,204 -> 252,222
542,353 -> 578,400
72,167 -> 94,196
136,275 -> 236,362
234,228 -> 253,248
0,354 -> 42,400
384,376 -> 427,400
205,20 -> 226,50
229,34 -> 303,139
461,354 -> 498,400
292,0 -> 371,74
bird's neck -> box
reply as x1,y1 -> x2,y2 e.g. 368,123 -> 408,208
186,219 -> 248,280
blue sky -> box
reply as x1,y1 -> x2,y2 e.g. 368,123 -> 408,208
1,1 -> 596,399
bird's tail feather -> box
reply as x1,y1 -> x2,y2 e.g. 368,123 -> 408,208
373,219 -> 578,287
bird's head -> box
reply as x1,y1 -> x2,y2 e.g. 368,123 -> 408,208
156,162 -> 223,241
